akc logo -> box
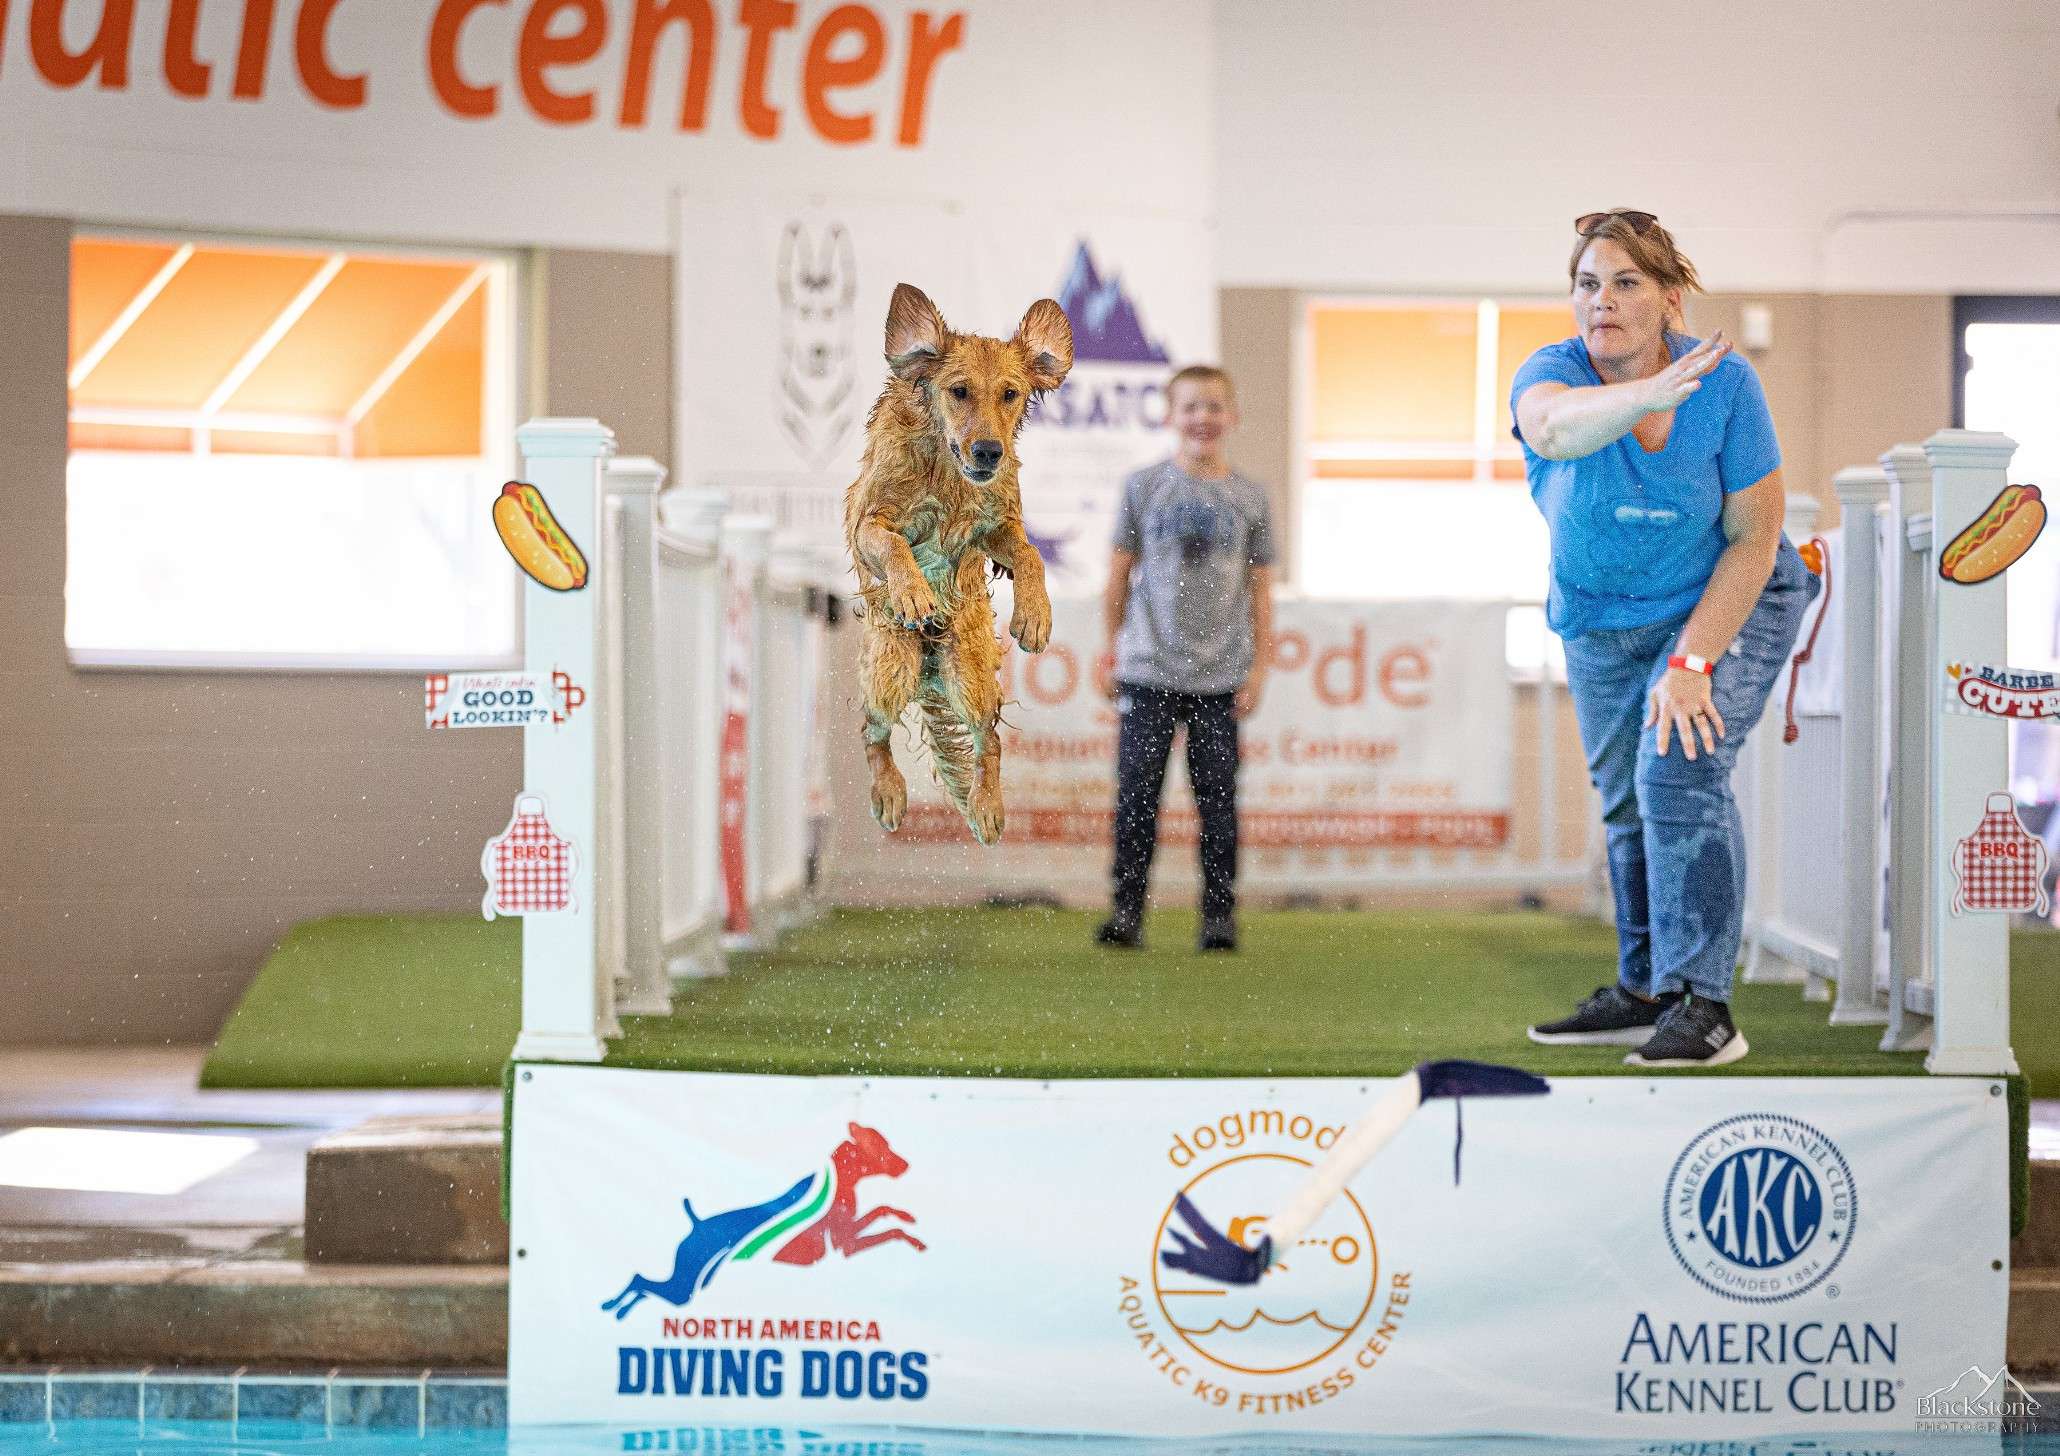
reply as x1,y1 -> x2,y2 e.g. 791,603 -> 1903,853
1663,1114 -> 1856,1303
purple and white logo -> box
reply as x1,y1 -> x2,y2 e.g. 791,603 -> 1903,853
1030,241 -> 1174,431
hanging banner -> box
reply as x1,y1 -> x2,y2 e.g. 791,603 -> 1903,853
509,1068 -> 2006,1436
884,598 -> 1511,857
719,574 -> 755,934
675,194 -> 1214,599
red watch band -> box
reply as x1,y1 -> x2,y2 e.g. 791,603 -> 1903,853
1668,653 -> 1714,675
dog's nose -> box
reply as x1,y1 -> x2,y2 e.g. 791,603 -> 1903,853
969,439 -> 1003,472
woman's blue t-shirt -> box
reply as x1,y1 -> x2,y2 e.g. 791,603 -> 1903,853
1509,334 -> 1781,638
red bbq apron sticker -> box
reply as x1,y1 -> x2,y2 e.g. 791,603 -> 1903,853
1951,792 -> 2051,916
482,794 -> 579,918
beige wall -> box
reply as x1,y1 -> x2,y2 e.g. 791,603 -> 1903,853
1687,293 -> 1954,530
0,220 -> 671,1045
1218,288 -> 1297,573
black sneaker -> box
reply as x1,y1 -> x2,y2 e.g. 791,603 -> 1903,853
1095,916 -> 1142,949
1527,985 -> 1680,1046
1198,916 -> 1237,953
1625,995 -> 1748,1068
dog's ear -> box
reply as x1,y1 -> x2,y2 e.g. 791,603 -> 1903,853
885,283 -> 945,380
1014,298 -> 1073,391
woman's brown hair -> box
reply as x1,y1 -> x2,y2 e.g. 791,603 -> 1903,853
1568,212 -> 1704,334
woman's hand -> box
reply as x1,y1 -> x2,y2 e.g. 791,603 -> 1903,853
1648,667 -> 1726,760
1639,330 -> 1732,414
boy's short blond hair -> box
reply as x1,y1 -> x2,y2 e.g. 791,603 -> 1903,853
1167,364 -> 1235,402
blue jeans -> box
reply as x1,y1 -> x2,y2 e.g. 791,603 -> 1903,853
1562,541 -> 1817,1002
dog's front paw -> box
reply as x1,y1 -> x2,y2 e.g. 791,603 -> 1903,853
871,764 -> 908,832
967,787 -> 1005,846
887,577 -> 940,631
1010,592 -> 1052,654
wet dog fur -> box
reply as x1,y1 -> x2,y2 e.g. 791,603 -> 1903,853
843,283 -> 1073,845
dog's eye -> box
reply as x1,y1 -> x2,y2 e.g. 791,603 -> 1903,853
949,384 -> 969,401
1002,389 -> 1019,403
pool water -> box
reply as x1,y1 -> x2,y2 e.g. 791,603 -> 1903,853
2,1424 -> 2058,1455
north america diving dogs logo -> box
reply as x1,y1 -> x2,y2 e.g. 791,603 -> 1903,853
602,1123 -> 924,1319
1663,1114 -> 1856,1303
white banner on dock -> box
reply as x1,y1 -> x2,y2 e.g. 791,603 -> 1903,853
509,1068 -> 2006,1437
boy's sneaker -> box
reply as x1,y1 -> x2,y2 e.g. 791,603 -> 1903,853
1094,915 -> 1143,950
1198,916 -> 1237,953
1624,996 -> 1749,1068
1527,985 -> 1680,1046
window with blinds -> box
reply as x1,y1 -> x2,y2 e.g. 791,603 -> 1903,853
64,235 -> 520,669
1301,298 -> 1575,674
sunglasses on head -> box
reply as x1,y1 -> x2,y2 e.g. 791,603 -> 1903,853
1575,210 -> 1659,237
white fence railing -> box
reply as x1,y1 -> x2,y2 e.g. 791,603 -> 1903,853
510,419 -> 830,1062
1739,429 -> 2022,1076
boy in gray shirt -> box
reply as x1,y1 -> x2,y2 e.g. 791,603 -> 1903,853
1096,366 -> 1275,952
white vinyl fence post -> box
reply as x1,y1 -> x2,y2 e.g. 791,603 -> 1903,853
655,488 -> 729,981
1830,467 -> 1890,1026
1880,444 -> 1934,1052
604,456 -> 671,1016
512,417 -> 617,1063
1923,429 -> 2019,1076
722,514 -> 775,949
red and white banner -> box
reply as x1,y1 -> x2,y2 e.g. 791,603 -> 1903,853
889,599 -> 1512,861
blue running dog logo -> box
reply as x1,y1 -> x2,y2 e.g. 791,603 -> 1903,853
601,1123 -> 923,1319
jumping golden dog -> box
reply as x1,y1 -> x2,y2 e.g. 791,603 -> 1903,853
844,283 -> 1074,845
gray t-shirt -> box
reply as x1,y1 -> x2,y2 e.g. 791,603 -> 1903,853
1112,460 -> 1275,696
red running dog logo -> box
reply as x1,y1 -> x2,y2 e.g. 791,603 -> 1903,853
602,1122 -> 923,1319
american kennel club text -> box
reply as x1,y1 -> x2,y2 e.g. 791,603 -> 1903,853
1617,1114 -> 1890,1416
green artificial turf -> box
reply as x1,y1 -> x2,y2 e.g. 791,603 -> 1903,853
205,905 -> 2060,1091
200,914 -> 522,1089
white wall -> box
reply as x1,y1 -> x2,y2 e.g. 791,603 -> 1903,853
0,0 -> 1211,249
1214,0 -> 2060,293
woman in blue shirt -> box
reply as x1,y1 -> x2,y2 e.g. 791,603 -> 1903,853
1513,210 -> 1816,1067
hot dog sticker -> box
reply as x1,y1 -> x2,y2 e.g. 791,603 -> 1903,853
494,480 -> 589,591
1939,483 -> 2045,584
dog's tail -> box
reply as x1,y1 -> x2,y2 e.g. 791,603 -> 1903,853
916,685 -> 977,816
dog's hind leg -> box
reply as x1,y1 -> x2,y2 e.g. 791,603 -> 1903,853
935,586 -> 1006,844
860,620 -> 924,832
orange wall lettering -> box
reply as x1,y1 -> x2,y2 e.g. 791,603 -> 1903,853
294,0 -> 364,108
896,8 -> 958,146
802,3 -> 884,145
29,0 -> 136,89
430,0 -> 505,118
519,0 -> 606,124
618,0 -> 715,129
